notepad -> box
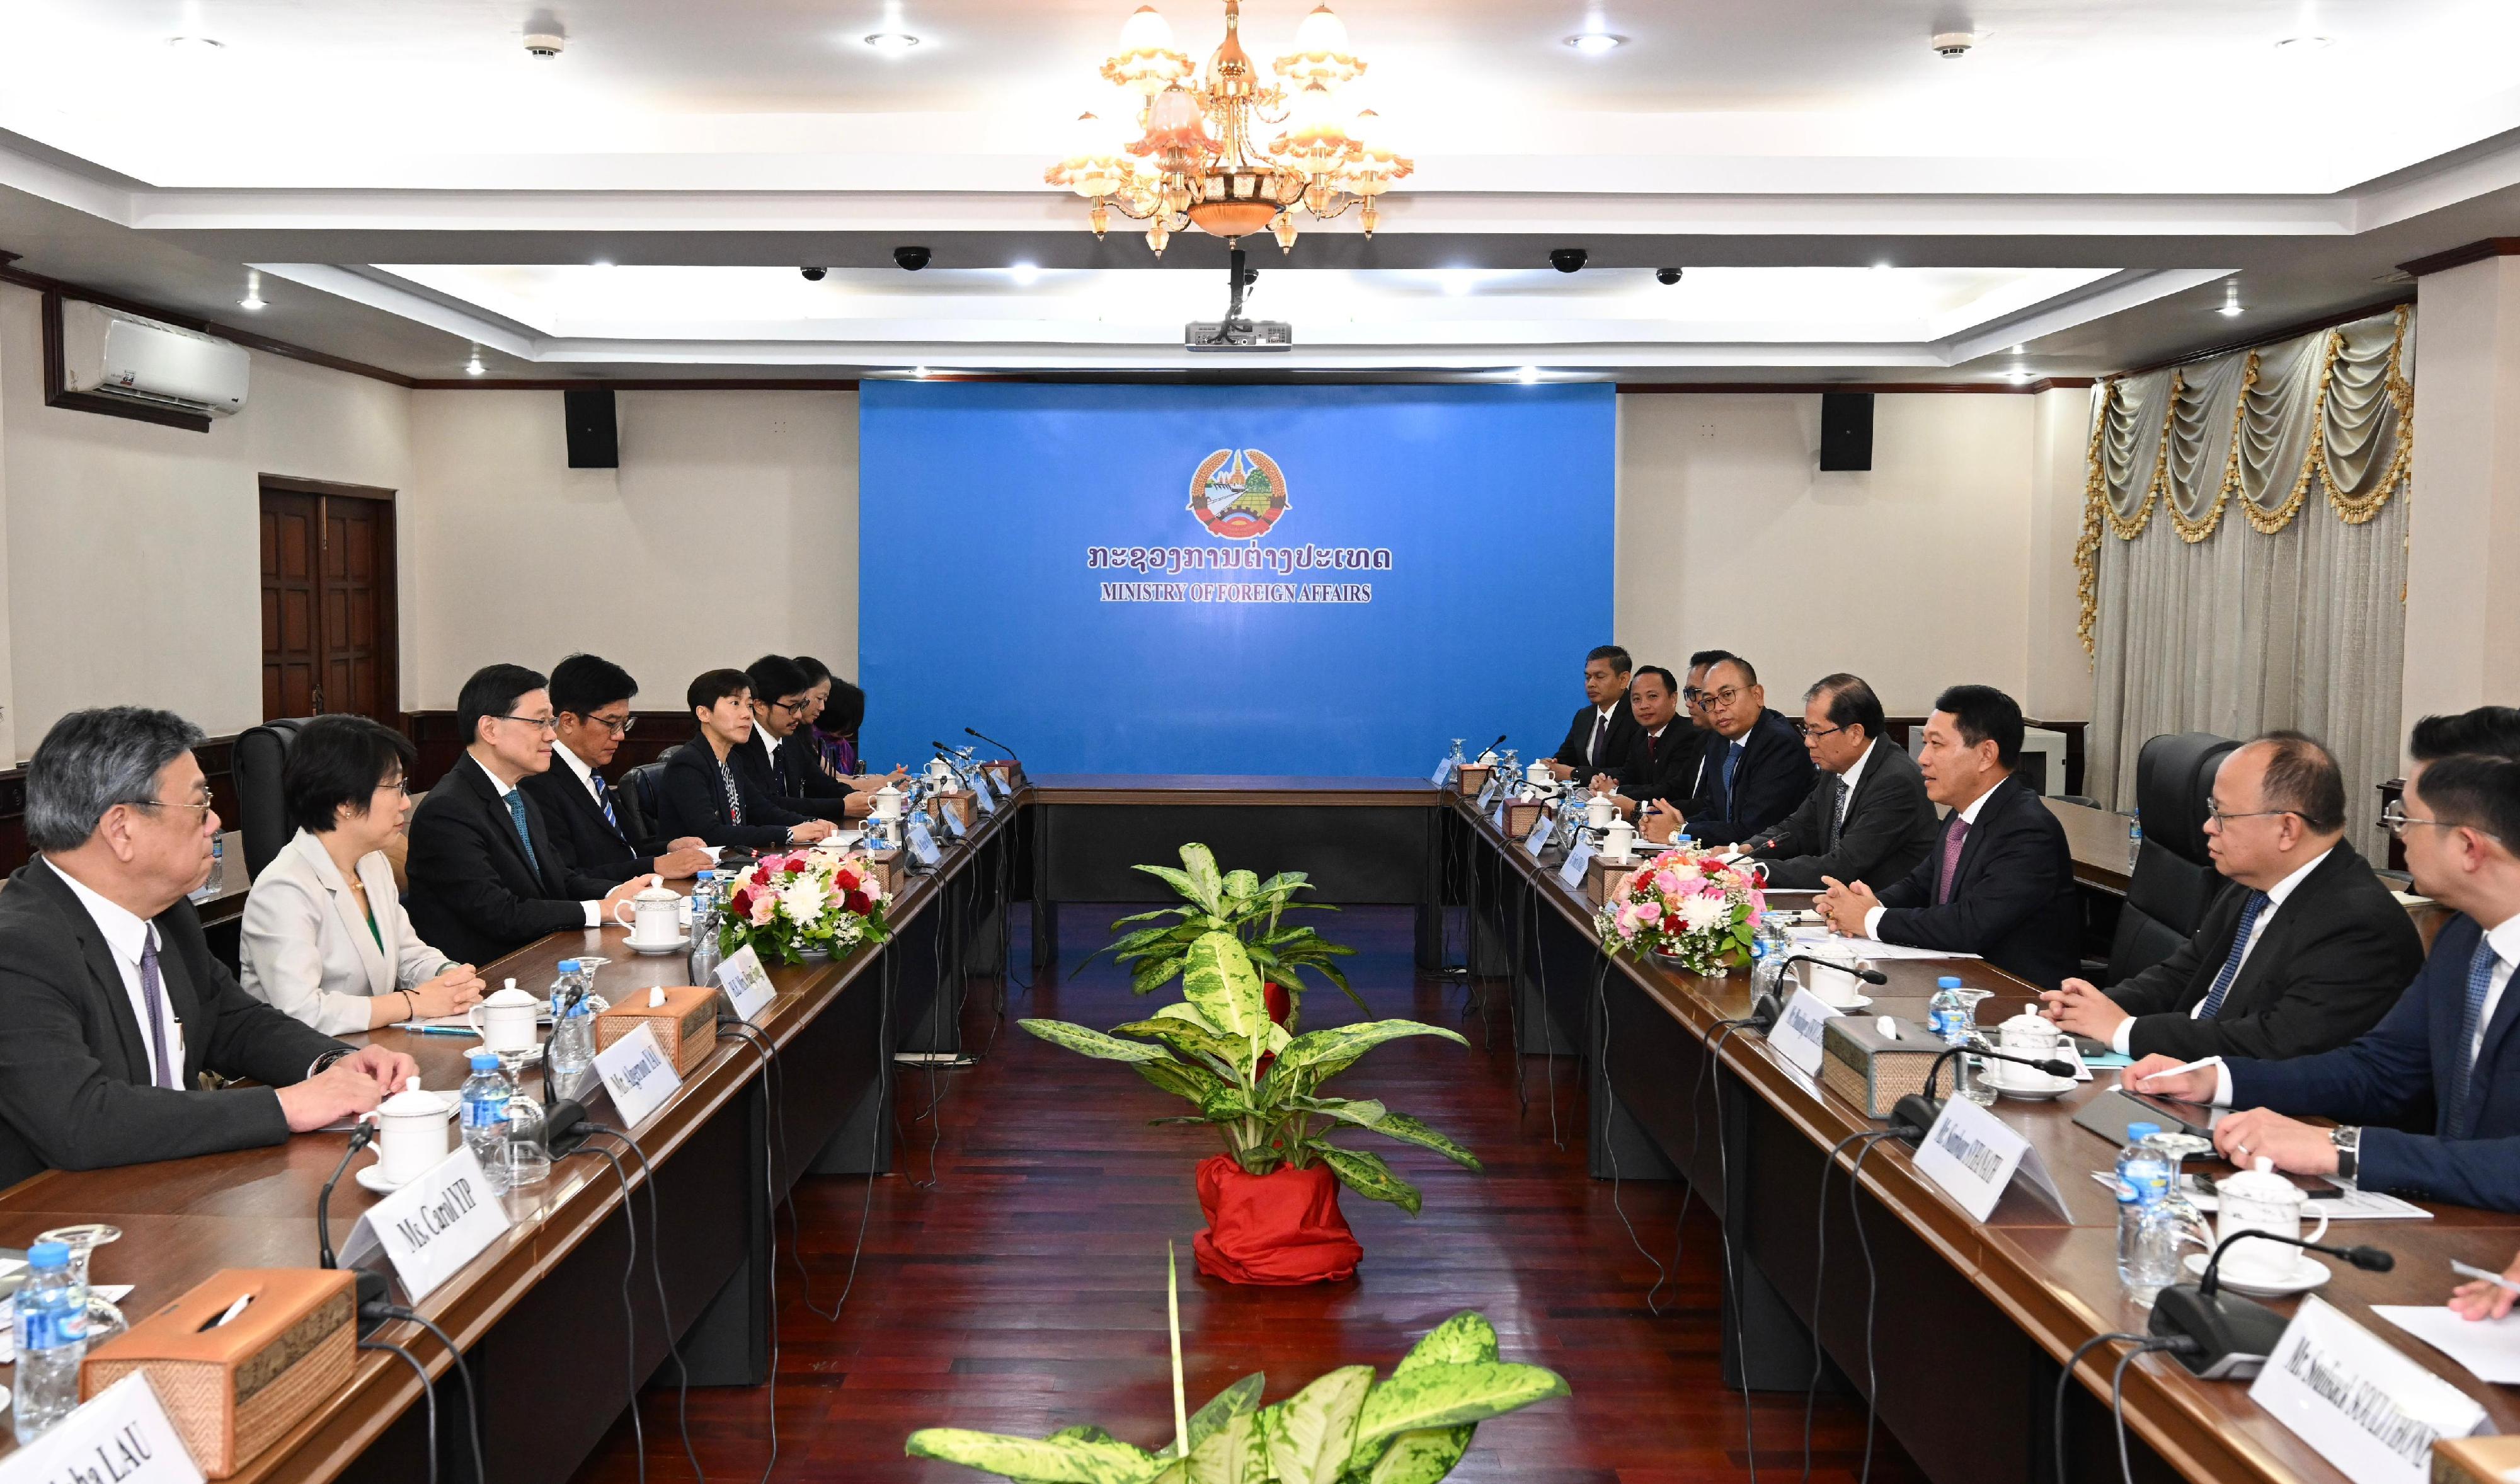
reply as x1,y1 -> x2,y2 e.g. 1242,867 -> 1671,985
2374,1306 -> 2520,1386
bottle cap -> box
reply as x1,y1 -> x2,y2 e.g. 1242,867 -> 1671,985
469,1051 -> 500,1071
25,1241 -> 69,1269
1937,976 -> 1963,989
697,870 -> 714,882
558,959 -> 579,974
2124,1122 -> 2160,1142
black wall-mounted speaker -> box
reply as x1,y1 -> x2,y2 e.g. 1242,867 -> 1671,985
564,388 -> 619,469
1819,391 -> 1874,472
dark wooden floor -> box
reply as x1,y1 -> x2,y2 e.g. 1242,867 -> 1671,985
569,906 -> 1930,1484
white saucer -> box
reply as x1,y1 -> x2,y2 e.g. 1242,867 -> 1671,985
356,1163 -> 414,1194
627,934 -> 691,955
1813,995 -> 1871,1013
1984,1064 -> 2075,1100
2182,1250 -> 2331,1297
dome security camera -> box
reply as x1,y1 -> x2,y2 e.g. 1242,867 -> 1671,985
893,246 -> 932,272
1931,31 -> 1978,57
1550,247 -> 1588,274
1656,267 -> 1684,285
800,267 -> 828,281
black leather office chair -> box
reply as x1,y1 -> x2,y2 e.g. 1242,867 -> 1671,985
624,750 -> 674,829
233,718 -> 318,878
2102,731 -> 2242,984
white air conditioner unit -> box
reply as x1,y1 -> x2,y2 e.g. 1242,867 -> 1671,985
57,301 -> 249,418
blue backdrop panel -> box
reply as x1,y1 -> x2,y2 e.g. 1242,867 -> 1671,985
859,381 -> 1614,777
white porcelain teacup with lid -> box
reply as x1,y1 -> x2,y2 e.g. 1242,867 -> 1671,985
2215,1157 -> 2329,1286
612,874 -> 682,946
372,1076 -> 455,1185
467,980 -> 542,1054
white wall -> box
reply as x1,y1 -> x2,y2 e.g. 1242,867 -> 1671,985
0,284 -> 413,755
404,389 -> 859,710
1614,389 -> 2090,720
2402,256 -> 2520,744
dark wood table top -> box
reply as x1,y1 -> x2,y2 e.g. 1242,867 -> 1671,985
2045,796 -> 2138,895
1028,773 -> 1441,806
1448,790 -> 2520,1484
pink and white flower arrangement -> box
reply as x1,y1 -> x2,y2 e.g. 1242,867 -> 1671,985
1595,846 -> 1766,973
719,849 -> 892,965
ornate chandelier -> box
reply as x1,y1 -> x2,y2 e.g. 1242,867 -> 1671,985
1046,1 -> 1412,257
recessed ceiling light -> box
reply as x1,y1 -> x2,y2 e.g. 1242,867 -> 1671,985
591,258 -> 613,268
865,32 -> 921,54
1009,262 -> 1041,286
238,271 -> 266,312
2275,35 -> 2332,52
2010,344 -> 2025,355
1516,365 -> 1542,384
1563,33 -> 1627,54
912,366 -> 931,379
1441,270 -> 1476,296
465,349 -> 487,377
1872,260 -> 1894,271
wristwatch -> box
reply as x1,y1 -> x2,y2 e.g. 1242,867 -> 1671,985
2330,1125 -> 2361,1187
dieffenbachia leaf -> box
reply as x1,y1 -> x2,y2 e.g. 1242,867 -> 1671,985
1358,1112 -> 1480,1171
904,1428 -> 1164,1483
1352,1362 -> 1570,1445
1288,1096 -> 1388,1128
1181,931 -> 1269,1046
1395,1314 -> 1498,1372
1273,1021 -> 1467,1080
1265,1366 -> 1375,1484
1179,843 -> 1226,912
1114,1018 -> 1247,1073
1133,1057 -> 1232,1108
1184,1374 -> 1266,1456
1021,1019 -> 1172,1064
1314,1144 -> 1423,1215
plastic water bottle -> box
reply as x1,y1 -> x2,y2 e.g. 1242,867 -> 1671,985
547,958 -> 581,1019
459,1051 -> 514,1186
13,1241 -> 88,1443
1928,976 -> 1987,1105
2128,816 -> 2143,871
2114,1122 -> 2177,1301
688,873 -> 724,986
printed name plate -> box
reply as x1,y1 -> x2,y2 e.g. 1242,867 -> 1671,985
593,1021 -> 682,1128
0,1373 -> 204,1484
906,816 -> 943,870
1770,987 -> 1839,1078
937,798 -> 967,839
340,1144 -> 511,1302
1429,757 -> 1455,785
1556,838 -> 1597,889
714,943 -> 777,1025
1523,808 -> 1554,858
2250,1296 -> 2491,1484
971,772 -> 999,815
1913,1095 -> 2070,1222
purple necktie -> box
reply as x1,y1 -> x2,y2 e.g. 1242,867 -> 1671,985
138,928 -> 176,1090
1935,816 -> 1971,906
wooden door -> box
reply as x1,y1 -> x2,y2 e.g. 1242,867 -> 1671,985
258,480 -> 399,723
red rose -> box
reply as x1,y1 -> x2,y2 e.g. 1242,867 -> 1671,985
729,888 -> 753,916
844,890 -> 873,916
751,865 -> 774,887
833,868 -> 859,892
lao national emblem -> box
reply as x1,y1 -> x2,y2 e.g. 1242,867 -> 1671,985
1188,448 -> 1288,540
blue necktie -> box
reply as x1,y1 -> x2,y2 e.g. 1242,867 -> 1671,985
503,790 -> 541,876
590,769 -> 621,831
2195,890 -> 2271,1020
2446,936 -> 2503,1139
1721,741 -> 1744,821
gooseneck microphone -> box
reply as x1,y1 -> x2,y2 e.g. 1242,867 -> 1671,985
965,726 -> 1019,759
1772,955 -> 1890,987
1889,1044 -> 2078,1145
318,1120 -> 378,1270
2149,1232 -> 2393,1378
542,1098 -> 594,1159
1746,956 -> 1893,1032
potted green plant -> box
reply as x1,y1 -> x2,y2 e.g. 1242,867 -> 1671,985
907,1246 -> 1569,1483
1022,931 -> 1478,1285
1083,843 -> 1361,1030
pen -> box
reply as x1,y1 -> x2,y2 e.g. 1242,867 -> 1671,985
2453,1260 -> 2520,1294
2134,1054 -> 2223,1083
403,1025 -> 476,1037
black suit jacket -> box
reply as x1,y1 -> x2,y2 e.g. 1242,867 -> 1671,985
2103,840 -> 2422,1062
1744,740 -> 1939,891
1553,699 -> 1637,776
1874,773 -> 2081,989
657,739 -> 809,850
1683,708 -> 1819,844
0,859 -> 345,1189
1608,722 -> 1706,807
518,757 -> 672,886
407,754 -> 619,969
732,730 -> 855,824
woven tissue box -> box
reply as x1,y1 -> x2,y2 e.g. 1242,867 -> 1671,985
82,1267 -> 355,1478
1820,1015 -> 1942,1119
595,984 -> 719,1078
931,790 -> 976,829
866,848 -> 905,897
1503,798 -> 1548,837
1453,763 -> 1492,798
1586,854 -> 1639,906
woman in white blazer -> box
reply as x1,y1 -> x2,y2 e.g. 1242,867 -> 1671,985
241,716 -> 486,1034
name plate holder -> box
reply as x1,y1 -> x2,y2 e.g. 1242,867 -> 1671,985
905,816 -> 943,870
339,1145 -> 512,1303
593,1021 -> 683,1129
714,943 -> 777,1025
1769,987 -> 1840,1078
0,1373 -> 204,1484
1912,1095 -> 2070,1222
2251,1296 -> 2491,1484
1523,807 -> 1554,860
970,769 -> 999,815
1555,837 -> 1596,889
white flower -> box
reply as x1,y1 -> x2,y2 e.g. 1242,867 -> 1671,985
1676,895 -> 1726,934
778,875 -> 828,928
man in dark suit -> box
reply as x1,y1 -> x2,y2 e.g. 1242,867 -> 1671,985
1591,665 -> 1701,810
1548,645 -> 1635,779
407,664 -> 650,969
2042,732 -> 2421,1061
1659,655 -> 1816,843
1816,683 -> 2080,987
2132,745 -> 2520,1211
523,653 -> 714,885
733,655 -> 875,823
0,708 -> 416,1188
1738,673 -> 1937,891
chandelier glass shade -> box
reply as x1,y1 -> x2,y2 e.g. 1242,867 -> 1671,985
1045,1 -> 1412,256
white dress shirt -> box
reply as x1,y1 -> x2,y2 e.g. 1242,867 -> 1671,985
1588,705 -> 1617,768
2109,848 -> 2332,1055
2208,909 -> 2520,1107
488,769 -> 604,928
52,865 -> 183,1086
1832,741 -> 1875,835
1860,778 -> 1996,940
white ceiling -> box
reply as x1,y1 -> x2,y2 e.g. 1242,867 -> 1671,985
0,0 -> 2510,379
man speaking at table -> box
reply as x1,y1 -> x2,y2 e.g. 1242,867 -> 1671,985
2041,732 -> 2419,1061
1735,673 -> 1937,890
1815,684 -> 2079,987
0,708 -> 418,1187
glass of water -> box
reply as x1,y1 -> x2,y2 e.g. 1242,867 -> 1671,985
35,1224 -> 121,1289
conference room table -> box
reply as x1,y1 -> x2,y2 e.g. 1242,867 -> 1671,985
0,775 -> 2506,1484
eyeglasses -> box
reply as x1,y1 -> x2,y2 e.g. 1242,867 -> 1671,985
374,779 -> 413,798
1794,721 -> 1850,740
2378,801 -> 2494,842
2204,803 -> 2293,825
767,698 -> 809,715
125,797 -> 214,819
577,714 -> 637,737
1701,686 -> 1748,708
496,714 -> 561,735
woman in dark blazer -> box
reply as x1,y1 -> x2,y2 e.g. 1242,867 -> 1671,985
656,669 -> 835,851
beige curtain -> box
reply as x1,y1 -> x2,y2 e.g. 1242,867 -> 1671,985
2081,306 -> 2414,859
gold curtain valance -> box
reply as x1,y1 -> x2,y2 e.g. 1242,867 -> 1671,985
2074,304 -> 2415,652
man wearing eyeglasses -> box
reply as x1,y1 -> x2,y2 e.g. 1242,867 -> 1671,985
2041,732 -> 2419,1061
732,655 -> 884,822
0,708 -> 422,1187
2130,710 -> 2520,1211
1731,673 -> 1937,891
1646,654 -> 1814,843
522,653 -> 716,885
408,664 -> 653,969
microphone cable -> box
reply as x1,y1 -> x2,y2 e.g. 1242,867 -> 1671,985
1704,1014 -> 1765,1484
1590,952 -> 1666,1311
564,1141 -> 653,1484
1799,1127 -> 1913,1484
359,1304 -> 487,1484
782,916 -> 895,1323
715,1025 -> 787,1484
357,1338 -> 437,1484
576,1130 -> 709,1484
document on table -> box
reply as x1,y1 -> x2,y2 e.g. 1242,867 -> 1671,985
1783,926 -> 1981,963
2373,1306 -> 2520,1385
